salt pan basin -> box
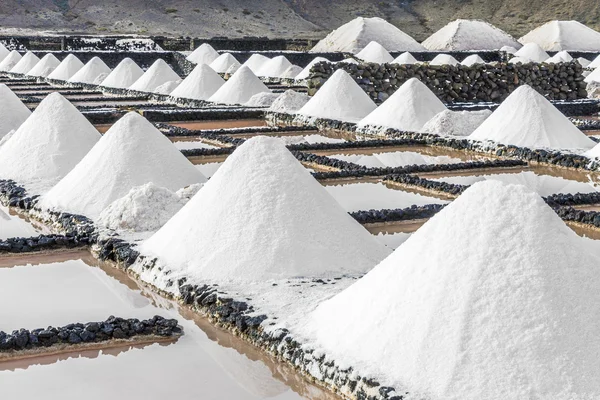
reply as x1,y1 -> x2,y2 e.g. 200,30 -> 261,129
0,204 -> 41,240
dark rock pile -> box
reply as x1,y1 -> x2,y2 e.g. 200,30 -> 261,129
351,204 -> 446,224
385,174 -> 468,196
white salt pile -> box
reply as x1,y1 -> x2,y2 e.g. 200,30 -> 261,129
256,55 -> 292,78
588,55 -> 600,69
0,84 -> 31,139
0,50 -> 22,72
584,66 -> 600,83
520,20 -> 600,51
280,65 -> 302,79
135,136 -> 390,286
423,19 -> 521,51
461,54 -> 486,66
241,53 -> 270,73
67,56 -> 111,84
429,54 -> 460,66
209,53 -> 240,74
357,78 -> 446,131
0,43 -> 9,62
295,57 -> 330,81
297,69 -> 376,123
47,54 -> 84,81
422,109 -> 492,136
355,41 -> 393,64
208,66 -> 271,105
186,43 -> 220,65
545,50 -> 573,64
578,57 -> 591,68
584,142 -> 600,159
392,52 -> 418,65
513,43 -> 548,63
311,17 -> 425,53
470,85 -> 595,150
508,56 -> 532,64
100,58 -> 144,89
0,93 -> 100,191
169,63 -> 224,100
40,112 -> 205,218
244,92 -> 281,107
306,180 -> 600,400
129,59 -> 180,93
500,45 -> 518,54
27,53 -> 60,77
153,80 -> 180,95
10,51 -> 40,74
269,89 -> 310,113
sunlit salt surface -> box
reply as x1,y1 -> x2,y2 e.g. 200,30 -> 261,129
195,162 -> 223,178
325,182 -> 448,212
330,150 -> 462,168
0,203 -> 43,240
172,140 -> 219,151
373,232 -> 412,249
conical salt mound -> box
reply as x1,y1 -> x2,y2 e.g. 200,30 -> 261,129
355,41 -> 393,63
461,54 -> 485,66
423,19 -> 521,51
584,66 -> 600,83
256,55 -> 292,78
0,43 -> 9,62
588,55 -> 600,69
208,66 -> 271,105
209,53 -> 240,74
27,53 -> 61,77
429,54 -> 459,66
306,180 -> 600,400
577,57 -> 591,68
0,84 -> 31,139
298,69 -> 376,122
47,54 -> 84,81
311,17 -> 425,53
241,54 -> 270,74
186,43 -> 219,65
10,51 -> 40,74
520,20 -> 600,51
40,112 -> 205,218
100,58 -> 144,89
392,52 -> 418,65
0,93 -> 100,191
0,50 -> 22,72
500,45 -> 518,54
295,57 -> 330,80
281,65 -> 302,79
514,42 -> 549,62
135,136 -> 390,286
68,56 -> 111,84
358,78 -> 446,131
470,85 -> 595,150
545,50 -> 572,64
129,59 -> 180,92
170,63 -> 224,100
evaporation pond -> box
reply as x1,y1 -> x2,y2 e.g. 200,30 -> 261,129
330,150 -> 463,168
0,203 -> 45,240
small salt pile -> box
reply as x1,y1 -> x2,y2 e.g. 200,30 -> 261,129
295,57 -> 330,81
244,92 -> 281,107
355,41 -> 393,64
297,69 -> 376,122
514,42 -> 550,62
470,85 -> 595,150
154,80 -> 180,95
208,66 -> 271,105
461,54 -> 485,66
100,58 -> 144,89
584,66 -> 600,83
0,43 -> 9,62
520,20 -> 600,51
423,19 -> 521,51
584,142 -> 600,159
47,54 -> 84,81
392,52 -> 418,65
422,109 -> 492,136
0,93 -> 100,190
280,65 -> 302,79
0,50 -> 22,72
40,112 -> 205,218
0,84 -> 31,139
209,53 -> 240,74
545,50 -> 573,64
429,54 -> 459,66
134,136 -> 390,286
508,56 -> 532,64
500,45 -> 518,54
10,51 -> 40,74
129,59 -> 180,93
358,78 -> 446,131
241,54 -> 270,73
67,56 -> 111,84
577,57 -> 591,68
269,89 -> 310,113
588,55 -> 600,69
306,180 -> 600,400
311,17 -> 425,53
27,54 -> 60,77
256,55 -> 292,78
186,43 -> 219,65
170,63 -> 224,100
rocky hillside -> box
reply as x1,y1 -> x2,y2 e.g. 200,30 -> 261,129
1,0 -> 599,41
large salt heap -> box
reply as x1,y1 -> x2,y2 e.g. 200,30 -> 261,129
186,43 -> 220,65
10,51 -> 40,74
68,56 -> 111,84
311,17 -> 425,53
100,58 -> 144,89
129,59 -> 180,93
358,78 -> 446,131
306,180 -> 600,400
209,53 -> 240,74
520,20 -> 600,51
241,54 -> 270,74
256,55 -> 292,78
47,54 -> 84,81
295,57 -> 330,81
513,43 -> 550,62
170,63 -> 224,100
422,19 -> 521,51
135,136 -> 390,286
470,85 -> 595,150
297,69 -> 376,122
27,53 -> 60,77
40,112 -> 205,218
355,41 -> 393,63
208,66 -> 271,105
0,84 -> 31,139
0,93 -> 100,191
0,50 -> 22,72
